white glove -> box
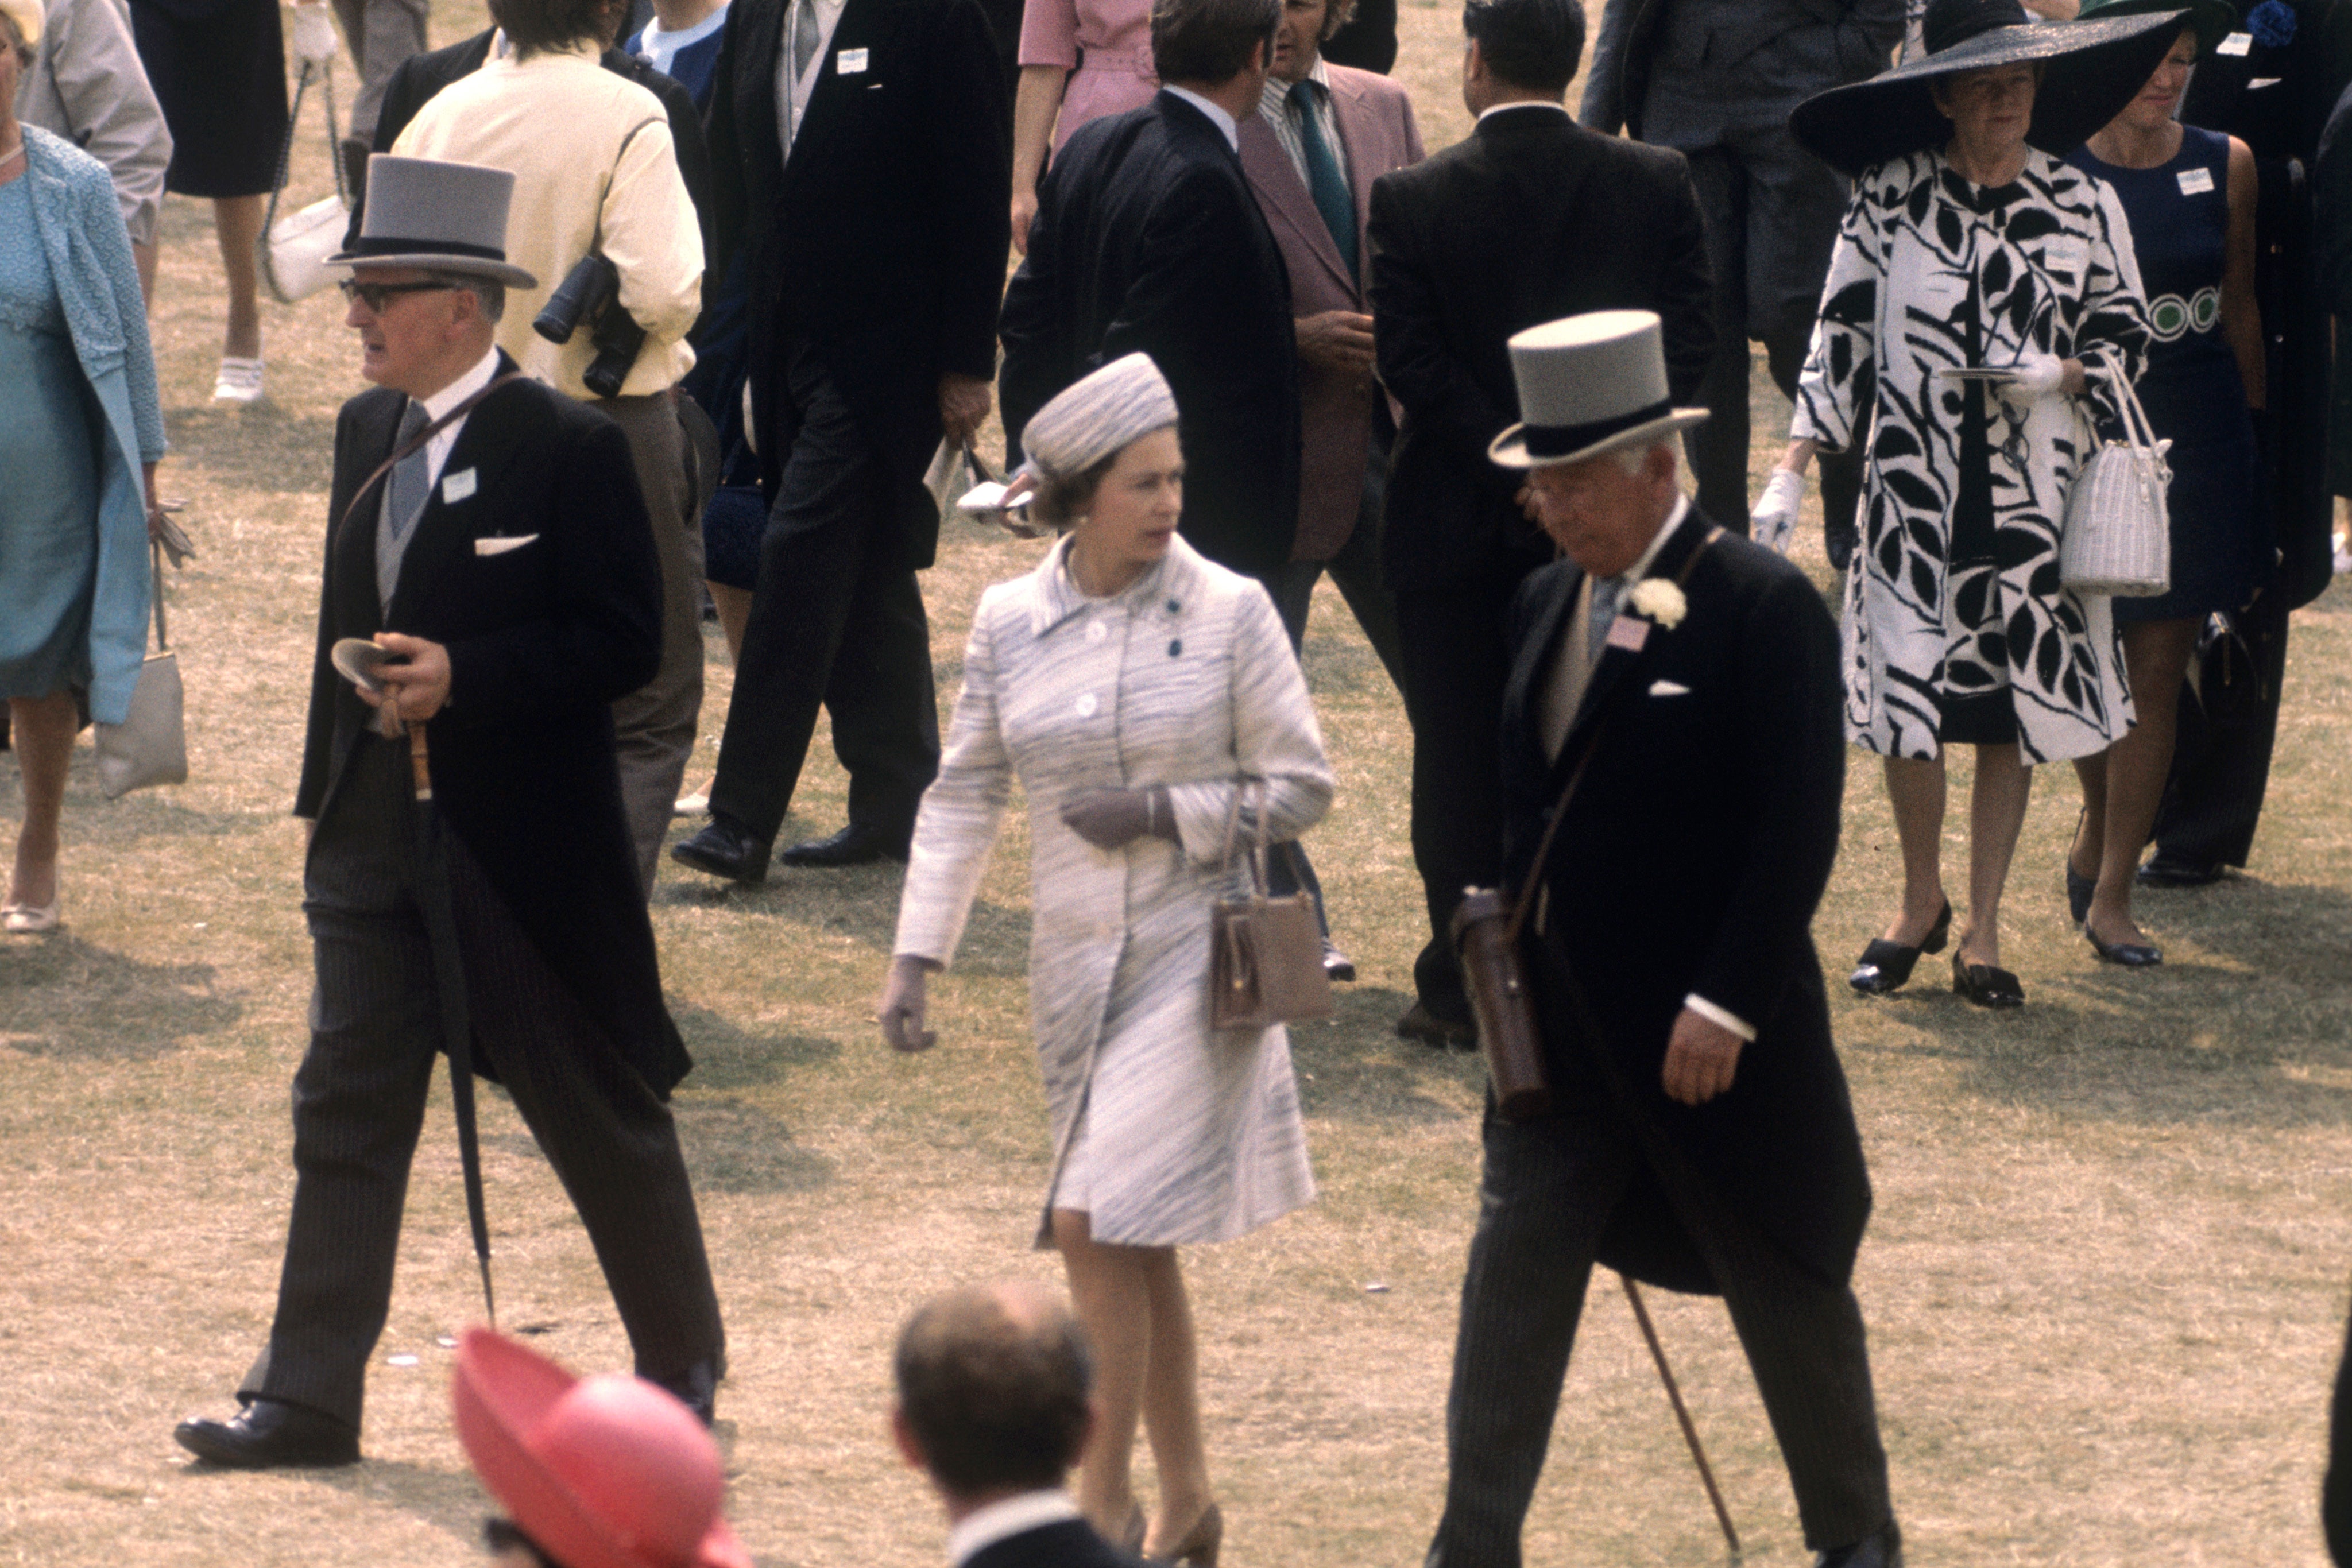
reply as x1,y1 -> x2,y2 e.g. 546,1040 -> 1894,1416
1751,467 -> 1806,555
1995,350 -> 2066,408
292,4 -> 339,67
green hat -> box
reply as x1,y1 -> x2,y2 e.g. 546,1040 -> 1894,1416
2074,0 -> 2239,56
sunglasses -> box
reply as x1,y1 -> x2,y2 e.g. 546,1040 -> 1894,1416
339,280 -> 458,312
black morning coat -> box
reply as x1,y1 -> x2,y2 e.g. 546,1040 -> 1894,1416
965,1520 -> 1140,1568
294,357 -> 693,1097
1499,506 -> 1871,1294
351,29 -> 718,269
703,0 -> 1012,572
1367,107 -> 1712,591
998,91 -> 1303,577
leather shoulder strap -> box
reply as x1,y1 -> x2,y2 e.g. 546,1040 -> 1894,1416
338,370 -> 531,531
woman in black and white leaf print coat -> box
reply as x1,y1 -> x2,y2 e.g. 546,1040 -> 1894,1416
1771,53 -> 2152,1008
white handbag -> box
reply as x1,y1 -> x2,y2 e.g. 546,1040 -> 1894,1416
261,60 -> 351,305
2059,344 -> 2172,598
94,542 -> 189,799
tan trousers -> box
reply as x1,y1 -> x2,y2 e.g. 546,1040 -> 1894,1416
598,392 -> 706,897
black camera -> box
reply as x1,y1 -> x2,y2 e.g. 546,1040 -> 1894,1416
533,253 -> 648,400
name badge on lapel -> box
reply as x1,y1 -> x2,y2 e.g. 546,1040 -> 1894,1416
442,467 -> 478,504
1605,614 -> 1650,654
837,46 -> 868,73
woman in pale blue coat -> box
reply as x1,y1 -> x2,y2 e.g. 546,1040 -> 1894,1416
0,0 -> 168,934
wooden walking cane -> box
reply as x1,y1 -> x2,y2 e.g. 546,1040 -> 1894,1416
1620,1274 -> 1741,1561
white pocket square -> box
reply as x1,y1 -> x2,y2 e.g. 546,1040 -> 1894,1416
474,533 -> 537,556
1648,680 -> 1692,697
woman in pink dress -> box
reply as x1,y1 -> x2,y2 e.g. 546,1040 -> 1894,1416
1010,0 -> 1154,251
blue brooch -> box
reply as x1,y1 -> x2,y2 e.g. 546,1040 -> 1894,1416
2248,0 -> 2297,48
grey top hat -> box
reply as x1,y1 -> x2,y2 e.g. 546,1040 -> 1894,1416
1489,311 -> 1708,471
327,155 -> 538,289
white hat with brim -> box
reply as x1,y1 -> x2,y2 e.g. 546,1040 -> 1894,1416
326,155 -> 539,289
1488,310 -> 1709,471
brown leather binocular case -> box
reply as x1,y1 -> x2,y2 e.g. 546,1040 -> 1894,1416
1451,886 -> 1552,1122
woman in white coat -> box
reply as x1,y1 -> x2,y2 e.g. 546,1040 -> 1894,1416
880,354 -> 1332,1566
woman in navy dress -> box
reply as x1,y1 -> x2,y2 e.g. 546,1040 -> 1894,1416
2063,0 -> 2265,967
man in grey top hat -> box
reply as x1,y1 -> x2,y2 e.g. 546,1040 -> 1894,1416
1580,0 -> 1904,560
1426,309 -> 1899,1568
172,156 -> 725,1470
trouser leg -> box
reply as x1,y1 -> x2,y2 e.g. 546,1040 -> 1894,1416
2151,593 -> 2288,870
824,556 -> 938,841
708,345 -> 892,845
443,835 -> 724,1379
1393,575 -> 1518,1020
1682,146 -> 1754,532
1322,473 -> 1408,694
1425,1099 -> 1634,1568
1254,558 -> 1330,934
602,393 -> 706,895
244,741 -> 439,1431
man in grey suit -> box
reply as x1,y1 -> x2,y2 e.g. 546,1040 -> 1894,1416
1580,0 -> 1902,564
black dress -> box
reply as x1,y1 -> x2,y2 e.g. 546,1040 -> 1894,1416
130,0 -> 289,198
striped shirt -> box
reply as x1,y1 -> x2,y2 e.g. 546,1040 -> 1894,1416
1256,60 -> 1348,194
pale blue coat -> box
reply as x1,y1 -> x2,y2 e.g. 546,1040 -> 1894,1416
22,125 -> 167,725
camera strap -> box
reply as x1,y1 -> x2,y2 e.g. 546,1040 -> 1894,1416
339,371 -> 532,531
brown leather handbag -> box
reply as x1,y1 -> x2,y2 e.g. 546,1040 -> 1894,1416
1209,781 -> 1333,1031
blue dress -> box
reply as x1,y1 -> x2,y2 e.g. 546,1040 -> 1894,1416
2067,127 -> 2268,624
0,175 -> 103,700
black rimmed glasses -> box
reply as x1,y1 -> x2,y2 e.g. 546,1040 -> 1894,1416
339,279 -> 459,312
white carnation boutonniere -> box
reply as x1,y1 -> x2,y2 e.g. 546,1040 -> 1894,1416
1629,578 -> 1688,630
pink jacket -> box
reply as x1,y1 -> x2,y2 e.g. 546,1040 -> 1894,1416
1019,0 -> 1156,152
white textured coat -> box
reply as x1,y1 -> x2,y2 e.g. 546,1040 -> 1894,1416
893,535 -> 1333,1246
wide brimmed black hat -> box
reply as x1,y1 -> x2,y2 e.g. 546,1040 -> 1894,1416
2075,0 -> 2239,57
1790,0 -> 2192,178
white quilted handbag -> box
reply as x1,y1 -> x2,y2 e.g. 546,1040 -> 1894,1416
2059,344 -> 2172,598
261,60 -> 351,305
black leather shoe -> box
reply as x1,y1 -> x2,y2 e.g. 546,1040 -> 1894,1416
1396,1000 -> 1476,1050
1952,953 -> 2025,1009
1816,1519 -> 1901,1568
2086,926 -> 2163,966
644,1358 -> 719,1427
1848,902 -> 1951,995
2066,860 -> 2098,927
671,815 -> 772,884
1321,940 -> 1356,984
2137,853 -> 2225,888
175,1400 -> 359,1468
777,822 -> 909,869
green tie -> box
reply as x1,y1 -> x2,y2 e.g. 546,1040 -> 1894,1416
1290,80 -> 1357,278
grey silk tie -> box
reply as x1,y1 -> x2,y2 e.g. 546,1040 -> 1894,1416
377,399 -> 431,611
1587,574 -> 1627,665
791,0 -> 819,81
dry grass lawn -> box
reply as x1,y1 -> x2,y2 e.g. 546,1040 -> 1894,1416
5,3 -> 2352,1563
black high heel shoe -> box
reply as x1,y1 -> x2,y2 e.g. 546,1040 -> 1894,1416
1849,901 -> 1952,995
1952,951 -> 2025,1008
2085,924 -> 2163,967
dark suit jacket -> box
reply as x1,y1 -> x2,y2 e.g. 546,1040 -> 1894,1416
1499,507 -> 1868,1292
2184,0 -> 2352,608
1578,0 -> 1906,142
966,1519 -> 1141,1568
1238,64 -> 1422,560
296,355 -> 691,1096
705,0 -> 1010,571
1367,107 -> 1711,590
1000,91 -> 1301,576
353,29 -> 717,269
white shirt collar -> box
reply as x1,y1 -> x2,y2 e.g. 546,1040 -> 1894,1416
947,1492 -> 1084,1567
1603,493 -> 1689,590
1259,57 -> 1330,122
1165,85 -> 1240,150
418,343 -> 502,424
636,5 -> 728,59
1477,99 -> 1569,124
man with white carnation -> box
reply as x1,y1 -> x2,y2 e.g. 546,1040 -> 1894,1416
1424,310 -> 1902,1568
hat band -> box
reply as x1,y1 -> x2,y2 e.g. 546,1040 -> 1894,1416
1924,0 -> 2030,54
347,234 -> 509,264
1522,398 -> 1673,459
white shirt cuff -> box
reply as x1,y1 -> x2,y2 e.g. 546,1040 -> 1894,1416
1683,993 -> 1755,1042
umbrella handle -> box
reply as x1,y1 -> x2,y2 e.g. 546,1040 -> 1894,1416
407,720 -> 432,801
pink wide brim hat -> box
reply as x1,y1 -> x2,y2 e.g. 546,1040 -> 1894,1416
451,1329 -> 751,1568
